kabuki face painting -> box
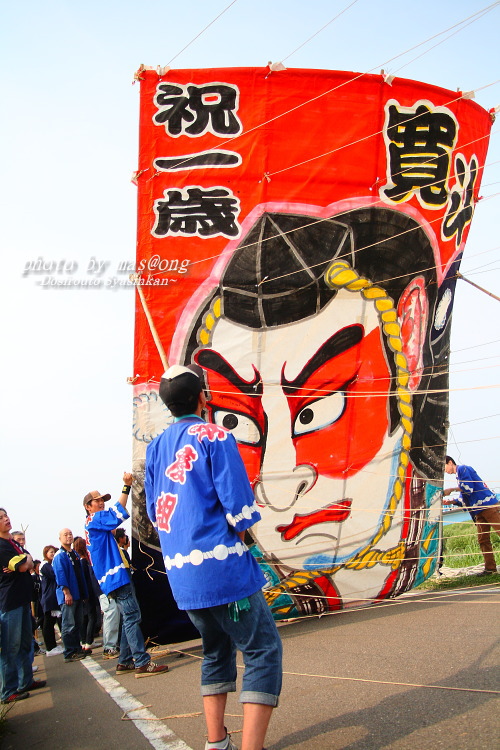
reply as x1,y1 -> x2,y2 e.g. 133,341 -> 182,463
170,205 -> 450,608
132,68 -> 492,626
200,290 -> 401,570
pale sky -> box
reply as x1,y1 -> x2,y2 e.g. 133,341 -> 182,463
1,0 -> 499,559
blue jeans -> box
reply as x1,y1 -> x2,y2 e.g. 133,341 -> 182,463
187,590 -> 282,707
61,600 -> 84,657
99,593 -> 121,650
110,584 -> 149,668
0,604 -> 34,701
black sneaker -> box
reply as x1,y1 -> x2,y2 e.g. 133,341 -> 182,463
1,692 -> 30,704
475,569 -> 495,576
21,679 -> 46,691
64,652 -> 86,662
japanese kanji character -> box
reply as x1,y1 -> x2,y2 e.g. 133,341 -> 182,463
152,186 -> 241,239
188,423 -> 228,443
153,82 -> 242,137
381,101 -> 457,207
165,445 -> 198,484
156,492 -> 178,533
442,154 -> 477,246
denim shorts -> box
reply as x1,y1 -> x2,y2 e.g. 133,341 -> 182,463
187,589 -> 282,707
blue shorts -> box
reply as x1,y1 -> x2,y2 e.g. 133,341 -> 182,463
187,589 -> 282,707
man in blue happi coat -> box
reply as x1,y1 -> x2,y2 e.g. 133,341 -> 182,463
53,528 -> 88,662
146,364 -> 282,750
444,456 -> 500,575
84,475 -> 169,678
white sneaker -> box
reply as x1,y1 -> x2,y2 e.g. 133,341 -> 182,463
205,730 -> 238,750
46,646 -> 64,656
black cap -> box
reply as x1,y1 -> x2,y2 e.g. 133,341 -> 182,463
159,364 -> 203,414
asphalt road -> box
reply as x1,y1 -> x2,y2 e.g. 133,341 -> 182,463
2,585 -> 499,750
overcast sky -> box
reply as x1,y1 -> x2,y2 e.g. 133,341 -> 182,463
1,0 -> 499,559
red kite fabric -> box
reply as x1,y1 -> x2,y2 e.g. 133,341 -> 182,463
131,67 -> 492,637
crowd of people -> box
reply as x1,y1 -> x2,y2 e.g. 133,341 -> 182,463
1,368 -> 499,750
0,365 -> 284,750
0,485 -> 168,708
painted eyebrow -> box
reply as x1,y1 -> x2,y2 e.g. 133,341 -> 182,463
281,325 -> 364,394
196,349 -> 263,396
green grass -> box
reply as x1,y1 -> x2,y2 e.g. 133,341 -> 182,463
441,520 -> 500,568
416,519 -> 500,591
418,571 -> 500,591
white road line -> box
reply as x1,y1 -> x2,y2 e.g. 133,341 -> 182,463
82,658 -> 194,750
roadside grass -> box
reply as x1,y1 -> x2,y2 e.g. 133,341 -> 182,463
417,519 -> 500,591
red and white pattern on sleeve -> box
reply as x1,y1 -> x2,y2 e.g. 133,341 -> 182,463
187,423 -> 228,443
156,492 -> 178,533
165,445 -> 198,484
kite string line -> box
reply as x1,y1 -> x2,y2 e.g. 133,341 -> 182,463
452,409 -> 500,426
136,380 -> 500,401
137,183 -> 500,324
140,134 -> 499,290
281,670 -> 500,696
205,190 -> 500,293
165,184 -> 500,294
147,2 -> 499,175
140,559 -> 499,598
161,644 -> 500,696
281,0 -> 361,63
141,550 -> 499,576
390,7 -> 496,76
133,103 -> 500,383
132,331 -> 500,392
264,81 -> 499,179
196,382 -> 500,398
165,0 -> 239,67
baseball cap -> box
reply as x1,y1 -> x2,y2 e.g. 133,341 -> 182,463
159,364 -> 203,412
83,490 -> 111,509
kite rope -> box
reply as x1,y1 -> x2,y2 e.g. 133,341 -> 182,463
146,183 -> 500,301
185,382 -> 500,399
141,643 -> 500,696
141,3 -> 499,176
188,185 -> 500,282
187,358 -> 500,389
280,670 -> 500,696
148,589 -> 500,696
388,5 -> 498,78
140,548 -> 499,581
131,184 -> 500,384
137,557 -> 499,598
136,145 -> 499,309
263,83 -> 498,180
281,0 -> 361,63
165,0 -> 239,67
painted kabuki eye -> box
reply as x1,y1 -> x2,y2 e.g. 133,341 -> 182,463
292,391 -> 346,436
213,409 -> 262,445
